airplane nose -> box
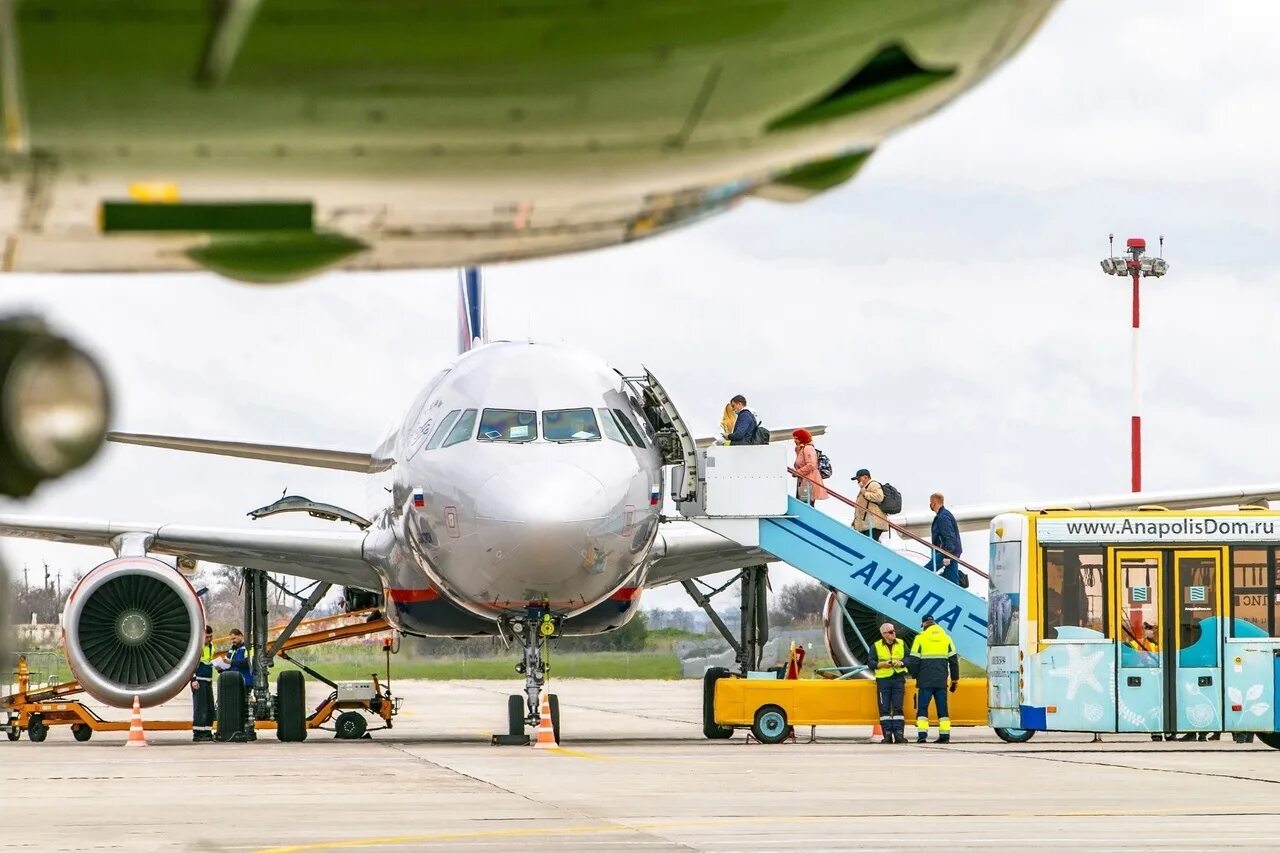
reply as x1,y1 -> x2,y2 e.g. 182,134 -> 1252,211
476,462 -> 608,524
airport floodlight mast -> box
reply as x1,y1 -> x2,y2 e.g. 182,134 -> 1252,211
1100,235 -> 1170,493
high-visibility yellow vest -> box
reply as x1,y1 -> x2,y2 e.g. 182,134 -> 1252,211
910,624 -> 956,659
874,638 -> 907,678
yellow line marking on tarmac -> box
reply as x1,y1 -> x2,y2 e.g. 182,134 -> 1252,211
256,807 -> 1265,852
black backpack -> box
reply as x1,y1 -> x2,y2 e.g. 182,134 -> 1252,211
879,482 -> 902,515
750,424 -> 770,445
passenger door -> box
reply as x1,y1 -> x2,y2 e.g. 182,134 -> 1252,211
1170,550 -> 1224,734
1115,551 -> 1164,734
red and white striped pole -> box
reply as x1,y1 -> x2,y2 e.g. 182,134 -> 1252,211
1129,262 -> 1142,493
1103,235 -> 1167,495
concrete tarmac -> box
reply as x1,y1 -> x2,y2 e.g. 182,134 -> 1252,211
3,679 -> 1280,852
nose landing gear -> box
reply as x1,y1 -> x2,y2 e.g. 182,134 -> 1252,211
492,609 -> 562,746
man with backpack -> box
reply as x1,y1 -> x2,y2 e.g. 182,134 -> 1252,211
724,394 -> 768,445
853,468 -> 887,541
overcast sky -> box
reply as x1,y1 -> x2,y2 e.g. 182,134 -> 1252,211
3,1 -> 1278,612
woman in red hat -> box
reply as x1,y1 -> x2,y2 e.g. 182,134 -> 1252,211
792,428 -> 827,505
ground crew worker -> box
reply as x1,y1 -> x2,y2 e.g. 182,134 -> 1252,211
191,625 -> 215,742
225,628 -> 253,688
906,614 -> 960,743
873,622 -> 908,744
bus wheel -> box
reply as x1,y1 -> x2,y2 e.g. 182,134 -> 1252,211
751,705 -> 792,745
1255,732 -> 1280,751
994,727 -> 1035,743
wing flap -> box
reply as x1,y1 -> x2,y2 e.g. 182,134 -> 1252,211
108,432 -> 392,473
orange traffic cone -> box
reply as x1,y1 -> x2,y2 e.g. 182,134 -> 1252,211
124,695 -> 148,748
869,722 -> 884,744
532,692 -> 557,750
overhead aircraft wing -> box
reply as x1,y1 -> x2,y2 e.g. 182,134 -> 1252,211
892,483 -> 1280,537
644,518 -> 771,588
108,432 -> 393,473
0,514 -> 380,590
694,424 -> 826,449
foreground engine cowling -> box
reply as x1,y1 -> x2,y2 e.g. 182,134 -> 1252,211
823,591 -> 921,677
63,556 -> 204,708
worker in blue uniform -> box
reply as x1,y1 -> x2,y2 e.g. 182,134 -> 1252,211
906,614 -> 961,743
191,625 -> 215,742
225,628 -> 253,688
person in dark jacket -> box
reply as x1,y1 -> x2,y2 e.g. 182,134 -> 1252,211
929,492 -> 963,585
724,394 -> 759,445
225,628 -> 253,688
906,614 -> 961,743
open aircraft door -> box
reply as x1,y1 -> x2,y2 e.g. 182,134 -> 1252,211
1114,548 -> 1227,735
621,370 -> 700,504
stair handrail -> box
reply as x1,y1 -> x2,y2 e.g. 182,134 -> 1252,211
788,467 -> 988,580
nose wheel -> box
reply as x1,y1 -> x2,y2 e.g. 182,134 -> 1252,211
493,610 -> 562,745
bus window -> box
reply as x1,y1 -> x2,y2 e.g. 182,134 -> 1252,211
1231,548 -> 1276,637
1118,555 -> 1161,666
1042,547 -> 1108,640
1177,556 -> 1219,667
988,540 -> 1021,646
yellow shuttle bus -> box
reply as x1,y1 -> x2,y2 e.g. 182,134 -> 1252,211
987,508 -> 1280,747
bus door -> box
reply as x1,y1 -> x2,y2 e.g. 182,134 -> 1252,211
1170,550 -> 1225,734
1115,549 -> 1224,734
1115,551 -> 1164,734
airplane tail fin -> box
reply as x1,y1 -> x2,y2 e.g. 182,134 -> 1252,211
457,267 -> 487,354
108,432 -> 391,473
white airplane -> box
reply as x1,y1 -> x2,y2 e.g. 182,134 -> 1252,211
0,270 -> 811,736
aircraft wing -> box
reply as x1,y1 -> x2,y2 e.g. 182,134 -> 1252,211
644,519 -> 771,588
893,483 -> 1280,537
0,514 -> 380,589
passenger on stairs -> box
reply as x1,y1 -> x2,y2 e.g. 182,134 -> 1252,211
791,429 -> 827,506
852,469 -> 886,541
929,493 -> 963,586
719,402 -> 737,442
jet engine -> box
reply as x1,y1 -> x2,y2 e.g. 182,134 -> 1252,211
823,591 -> 919,676
62,556 -> 204,708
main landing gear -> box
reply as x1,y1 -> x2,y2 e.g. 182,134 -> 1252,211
492,609 -> 561,746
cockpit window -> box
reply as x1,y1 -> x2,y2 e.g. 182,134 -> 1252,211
612,408 -> 647,448
425,410 -> 461,451
597,408 -> 626,444
442,409 -> 477,448
543,408 -> 601,442
478,408 -> 538,443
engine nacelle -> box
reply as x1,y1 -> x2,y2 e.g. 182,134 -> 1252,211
823,591 -> 919,677
63,556 -> 204,708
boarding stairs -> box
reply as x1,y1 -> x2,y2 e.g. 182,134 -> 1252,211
675,444 -> 989,666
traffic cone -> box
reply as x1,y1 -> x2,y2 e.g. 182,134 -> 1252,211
124,695 -> 148,748
869,722 -> 884,744
532,692 -> 557,750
